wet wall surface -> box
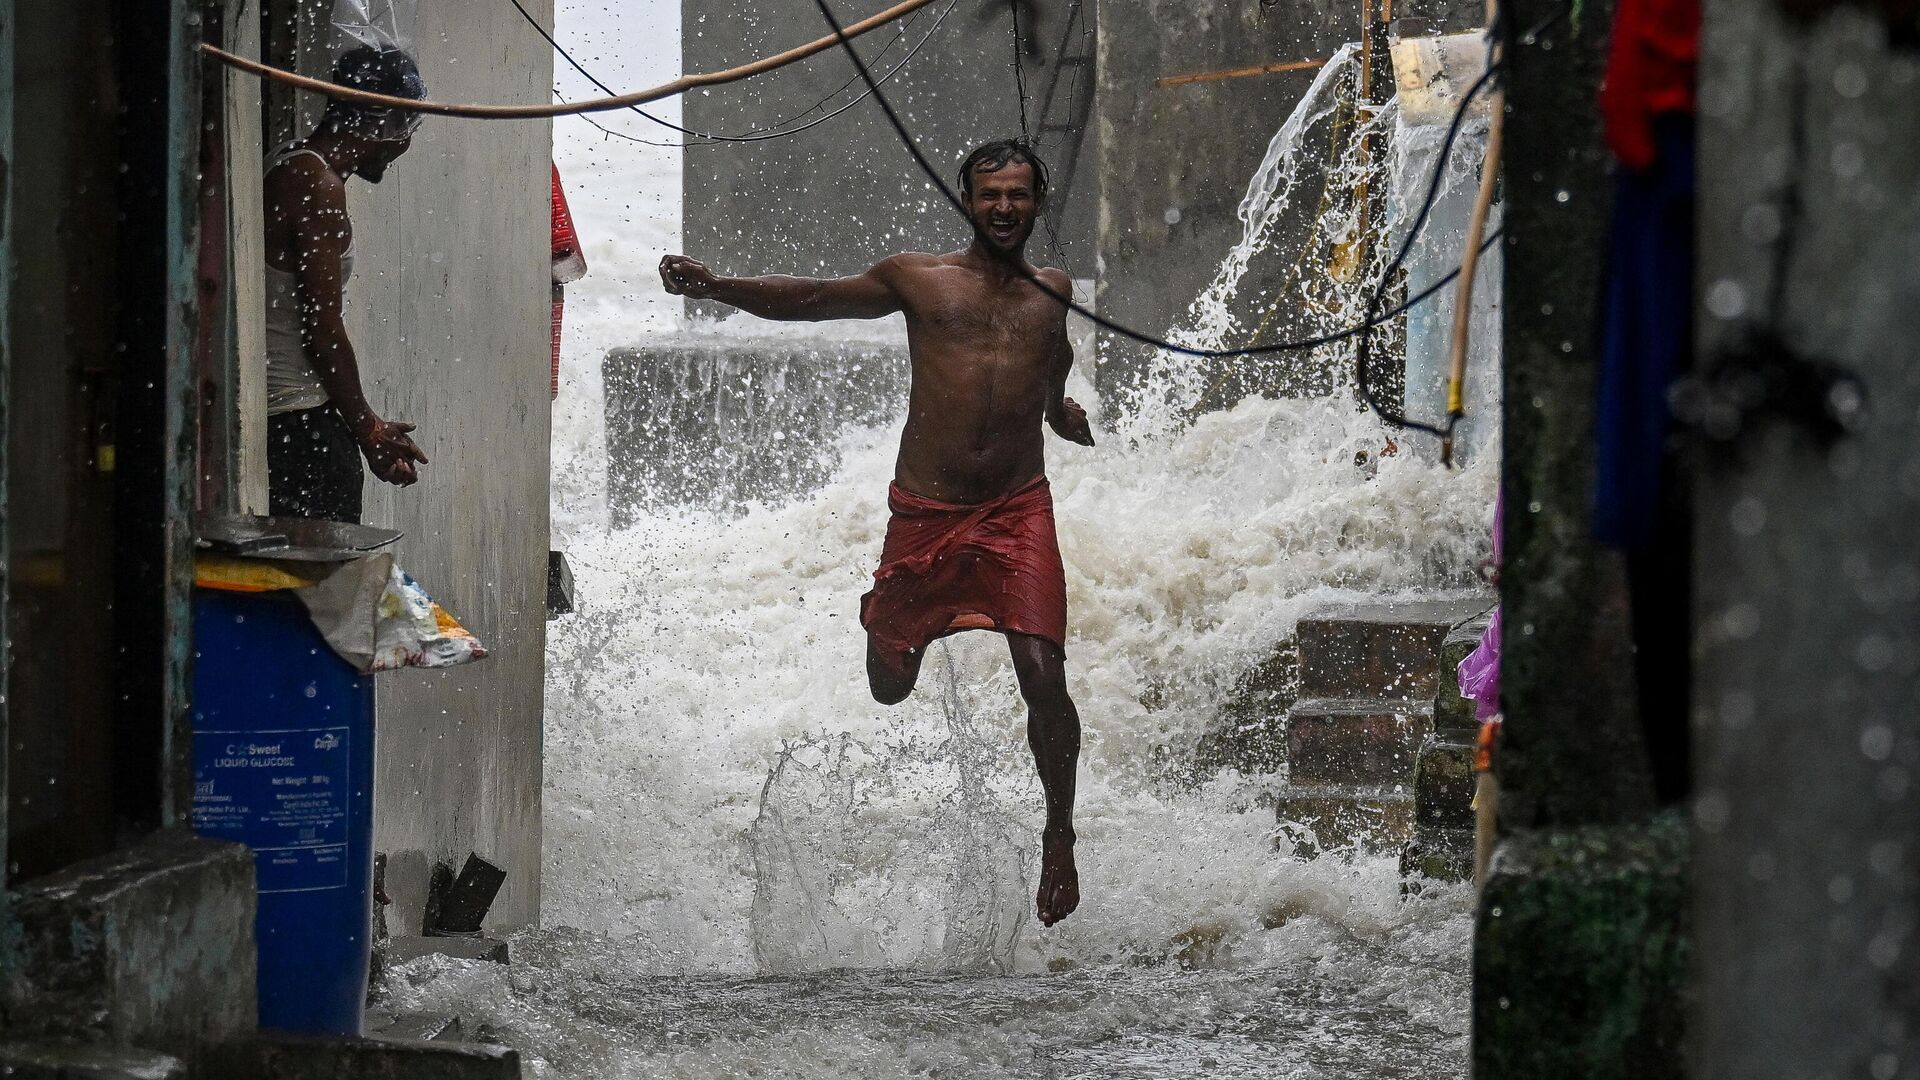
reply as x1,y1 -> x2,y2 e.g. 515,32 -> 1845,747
1691,6 -> 1920,1075
344,0 -> 556,933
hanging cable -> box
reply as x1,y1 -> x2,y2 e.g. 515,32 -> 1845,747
812,0 -> 1510,372
512,0 -> 954,147
201,0 -> 943,119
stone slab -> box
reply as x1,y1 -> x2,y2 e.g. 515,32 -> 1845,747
1,831 -> 255,1051
1474,815 -> 1688,1079
368,1012 -> 463,1043
1275,786 -> 1416,856
384,935 -> 510,966
200,1035 -> 519,1080
1285,699 -> 1434,787
0,1042 -> 185,1080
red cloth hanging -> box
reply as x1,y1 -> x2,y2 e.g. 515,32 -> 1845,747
550,165 -> 586,401
1599,0 -> 1700,170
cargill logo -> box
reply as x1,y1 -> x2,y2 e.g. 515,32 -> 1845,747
314,733 -> 341,751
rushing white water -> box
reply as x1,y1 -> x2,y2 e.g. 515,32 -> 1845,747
381,31 -> 1498,1079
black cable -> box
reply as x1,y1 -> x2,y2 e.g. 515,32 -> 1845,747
1010,1 -> 1032,141
514,0 -> 949,147
812,0 -> 1507,368
1352,59 -> 1504,437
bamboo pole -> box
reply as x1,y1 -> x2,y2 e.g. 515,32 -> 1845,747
201,0 -> 942,120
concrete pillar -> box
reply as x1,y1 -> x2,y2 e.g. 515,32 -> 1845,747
1690,6 -> 1920,1076
1473,0 -> 1687,1072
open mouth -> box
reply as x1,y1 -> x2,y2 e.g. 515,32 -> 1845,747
988,219 -> 1019,242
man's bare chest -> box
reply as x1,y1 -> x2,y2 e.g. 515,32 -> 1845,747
906,284 -> 1061,352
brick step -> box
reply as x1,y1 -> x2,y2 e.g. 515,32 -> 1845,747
1275,784 -> 1416,856
1285,697 -> 1435,787
1296,598 -> 1495,701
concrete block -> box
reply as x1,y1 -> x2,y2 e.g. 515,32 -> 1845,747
200,1034 -> 519,1080
1474,815 -> 1688,1080
1412,734 -> 1477,832
384,935 -> 510,965
1285,699 -> 1433,787
1190,639 -> 1298,778
1275,786 -> 1416,855
1434,611 -> 1493,734
1400,825 -> 1475,885
603,340 -> 909,520
1295,599 -> 1489,701
1,831 -> 255,1051
0,1042 -> 185,1079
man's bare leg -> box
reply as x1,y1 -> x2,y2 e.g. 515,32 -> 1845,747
1008,633 -> 1080,926
867,636 -> 927,706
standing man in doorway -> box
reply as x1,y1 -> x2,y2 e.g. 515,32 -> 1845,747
263,45 -> 430,523
659,140 -> 1095,927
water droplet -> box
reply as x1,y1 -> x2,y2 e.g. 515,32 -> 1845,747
1861,724 -> 1895,760
1834,62 -> 1869,98
1706,279 -> 1748,320
1696,791 -> 1731,831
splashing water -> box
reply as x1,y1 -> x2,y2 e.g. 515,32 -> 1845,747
381,37 -> 1500,1079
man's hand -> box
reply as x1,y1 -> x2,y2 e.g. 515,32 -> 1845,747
1047,397 -> 1096,447
659,254 -> 722,299
353,417 -> 429,487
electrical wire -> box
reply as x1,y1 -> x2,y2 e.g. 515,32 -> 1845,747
515,0 -> 954,147
812,0 -> 1508,369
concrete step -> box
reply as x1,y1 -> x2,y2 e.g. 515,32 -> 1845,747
369,1012 -> 464,1043
1285,697 -> 1434,787
199,1034 -> 519,1080
1296,598 -> 1494,701
0,1042 -> 185,1079
1275,784 -> 1416,855
1435,607 -> 1496,735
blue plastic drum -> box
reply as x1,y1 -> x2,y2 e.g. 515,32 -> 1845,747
190,588 -> 375,1035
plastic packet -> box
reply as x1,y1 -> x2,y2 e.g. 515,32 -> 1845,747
331,0 -> 417,54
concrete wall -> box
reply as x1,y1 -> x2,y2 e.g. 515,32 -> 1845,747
1691,6 -> 1920,1075
340,3 -> 555,933
1091,0 -> 1480,408
680,0 -> 1097,298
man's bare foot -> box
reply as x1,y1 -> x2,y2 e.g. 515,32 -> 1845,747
1037,830 -> 1080,927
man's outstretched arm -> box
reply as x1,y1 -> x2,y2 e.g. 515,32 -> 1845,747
659,254 -> 902,321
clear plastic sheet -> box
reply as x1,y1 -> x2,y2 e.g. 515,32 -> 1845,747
330,0 -> 416,53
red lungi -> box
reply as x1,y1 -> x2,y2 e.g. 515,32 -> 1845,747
860,474 -> 1068,665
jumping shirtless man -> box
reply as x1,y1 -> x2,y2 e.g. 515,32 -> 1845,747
660,140 -> 1094,927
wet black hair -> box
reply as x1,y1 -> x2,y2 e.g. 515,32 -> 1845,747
320,45 -> 427,138
957,140 -> 1049,201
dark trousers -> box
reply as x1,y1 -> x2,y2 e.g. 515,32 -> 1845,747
268,405 -> 364,524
